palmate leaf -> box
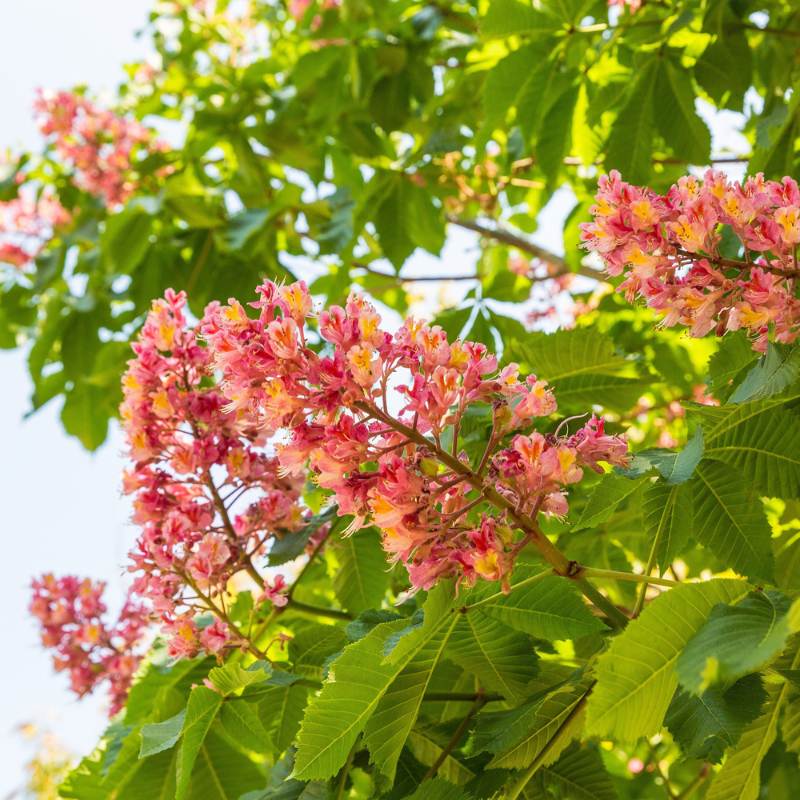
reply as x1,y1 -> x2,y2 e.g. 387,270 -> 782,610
470,666 -> 584,761
176,687 -> 225,800
504,329 -> 651,413
524,742 -> 619,800
400,777 -> 471,800
692,461 -> 774,583
676,591 -> 800,693
125,656 -> 215,725
293,583 -> 456,780
405,722 -> 476,786
642,482 -> 693,571
485,670 -> 592,770
574,475 -> 647,531
471,570 -> 607,641
690,396 -> 800,499
288,626 -> 348,680
706,641 -> 800,800
139,709 -> 186,758
481,0 -> 561,38
654,57 -> 712,166
208,660 -> 272,696
665,675 -> 769,764
585,579 -> 752,744
183,732 -> 264,800
707,332 -> 759,403
363,617 -> 461,784
730,342 -> 800,403
604,57 -> 658,185
258,685 -> 310,754
447,613 -> 540,703
331,528 -> 389,616
219,700 -> 273,754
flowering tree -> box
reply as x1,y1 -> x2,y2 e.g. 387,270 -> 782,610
13,1 -> 800,799
3,0 -> 800,447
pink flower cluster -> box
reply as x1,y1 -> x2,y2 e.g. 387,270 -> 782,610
29,575 -> 145,716
120,289 -> 309,661
580,170 -> 800,351
203,280 -> 629,591
0,193 -> 70,269
33,90 -> 164,207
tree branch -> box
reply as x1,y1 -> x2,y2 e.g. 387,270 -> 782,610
446,215 -> 602,282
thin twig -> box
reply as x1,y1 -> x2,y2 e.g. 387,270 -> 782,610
420,695 -> 488,783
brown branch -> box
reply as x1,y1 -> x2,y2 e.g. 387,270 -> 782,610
446,215 -> 603,282
673,246 -> 800,279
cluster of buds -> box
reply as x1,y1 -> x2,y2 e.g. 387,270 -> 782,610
29,575 -> 145,716
580,169 -> 800,351
33,90 -> 166,207
0,192 -> 70,269
120,289 -> 312,661
203,280 -> 629,592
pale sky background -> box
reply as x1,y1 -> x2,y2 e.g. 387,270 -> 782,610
0,2 -> 753,796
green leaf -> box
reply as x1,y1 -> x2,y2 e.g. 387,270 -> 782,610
705,642 -> 800,800
665,675 -> 768,764
692,461 -> 774,583
139,709 -> 187,758
405,723 -> 476,785
505,328 -> 650,413
473,570 -> 607,641
654,57 -> 711,166
102,208 -> 154,273
676,591 -> 800,693
526,742 -> 619,800
176,687 -> 224,800
362,616 -> 460,784
400,777 -> 471,800
481,0 -> 560,37
605,57 -> 658,185
708,332 -> 759,403
208,660 -> 272,696
331,528 -> 388,616
258,685 -> 309,753
219,700 -> 273,754
182,732 -> 265,800
642,482 -> 693,570
269,506 -> 338,566
485,668 -> 593,769
125,657 -> 215,725
294,620 -> 423,778
226,208 -> 270,250
730,342 -> 800,403
690,399 -> 800,500
61,381 -> 111,450
470,666 -> 583,758
448,614 -> 540,703
586,579 -> 752,743
619,425 -> 703,486
574,475 -> 647,531
289,626 -> 349,680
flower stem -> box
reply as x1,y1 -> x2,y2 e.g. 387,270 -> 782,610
355,401 -> 630,628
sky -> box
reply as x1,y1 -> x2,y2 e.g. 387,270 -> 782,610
0,3 -> 754,796
0,2 -> 152,795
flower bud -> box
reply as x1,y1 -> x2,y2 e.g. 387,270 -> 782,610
419,457 -> 439,477
492,399 -> 512,429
